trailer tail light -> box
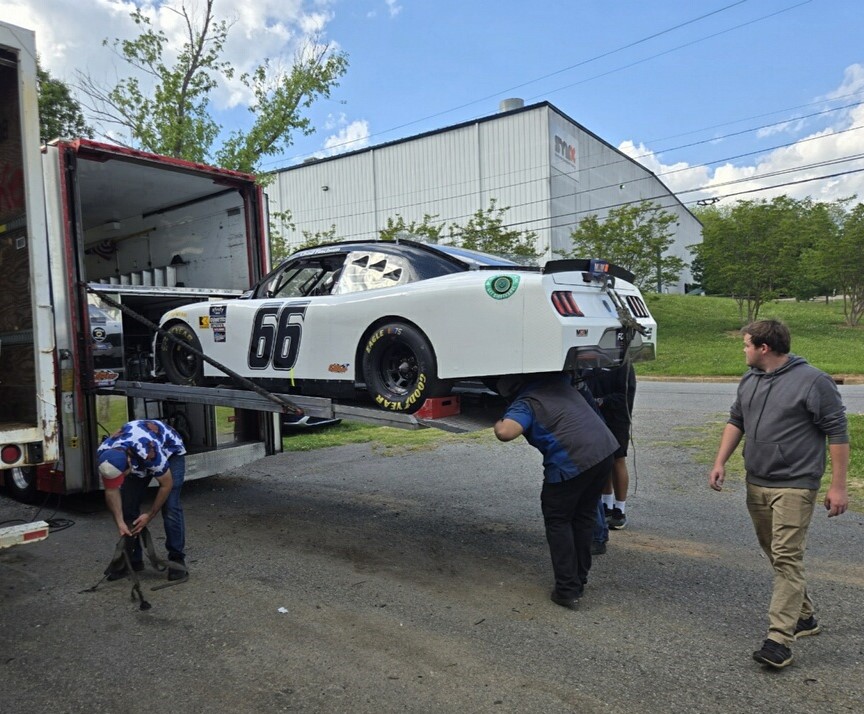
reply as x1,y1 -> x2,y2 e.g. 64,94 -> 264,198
0,521 -> 50,549
1,444 -> 22,465
551,291 -> 584,317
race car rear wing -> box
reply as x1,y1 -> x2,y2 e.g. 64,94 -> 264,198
543,259 -> 635,285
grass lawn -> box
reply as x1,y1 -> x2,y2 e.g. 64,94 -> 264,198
636,294 -> 864,378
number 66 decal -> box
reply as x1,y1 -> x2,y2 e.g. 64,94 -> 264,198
248,302 -> 309,370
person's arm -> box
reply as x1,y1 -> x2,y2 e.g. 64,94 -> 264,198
104,488 -> 132,537
130,470 -> 173,535
708,423 -> 744,491
494,418 -> 524,442
824,442 -> 849,517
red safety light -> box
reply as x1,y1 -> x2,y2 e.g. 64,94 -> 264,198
1,444 -> 22,465
551,291 -> 585,317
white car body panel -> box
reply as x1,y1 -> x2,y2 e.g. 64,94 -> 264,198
159,267 -> 655,383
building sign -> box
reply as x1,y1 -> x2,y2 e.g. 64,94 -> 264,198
549,115 -> 580,178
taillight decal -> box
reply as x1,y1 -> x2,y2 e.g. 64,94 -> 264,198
625,295 -> 650,318
551,291 -> 584,317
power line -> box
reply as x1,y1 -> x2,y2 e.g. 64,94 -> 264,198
261,0 -> 776,169
274,151 -> 864,247
271,120 -> 864,231
523,0 -> 813,104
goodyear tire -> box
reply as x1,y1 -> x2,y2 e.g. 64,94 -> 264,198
4,466 -> 38,504
362,323 -> 444,413
161,323 -> 205,386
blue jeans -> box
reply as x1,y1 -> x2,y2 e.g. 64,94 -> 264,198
121,454 -> 186,562
593,497 -> 609,544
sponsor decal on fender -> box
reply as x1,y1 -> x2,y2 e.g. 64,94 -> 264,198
485,274 -> 520,300
199,316 -> 210,328
328,363 -> 349,373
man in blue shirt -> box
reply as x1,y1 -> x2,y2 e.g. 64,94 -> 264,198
97,419 -> 188,582
495,373 -> 618,609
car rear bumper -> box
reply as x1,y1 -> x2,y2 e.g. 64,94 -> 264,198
562,328 -> 656,369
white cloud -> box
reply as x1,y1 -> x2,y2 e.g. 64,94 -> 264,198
620,64 -> 864,207
385,1 -> 402,18
322,117 -> 370,156
3,0 -> 338,111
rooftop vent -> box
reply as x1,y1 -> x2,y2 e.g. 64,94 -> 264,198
499,98 -> 525,113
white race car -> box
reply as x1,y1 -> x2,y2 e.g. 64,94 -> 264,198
155,239 -> 656,412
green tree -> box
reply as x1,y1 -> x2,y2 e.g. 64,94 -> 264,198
78,0 -> 347,172
37,59 -> 92,142
448,199 -> 540,263
788,199 -> 848,302
695,197 -> 814,323
268,208 -> 295,266
296,224 -> 339,252
378,214 -> 445,243
823,202 -> 864,325
566,200 -> 683,292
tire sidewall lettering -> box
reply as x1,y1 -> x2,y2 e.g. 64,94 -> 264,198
374,371 -> 427,411
366,325 -> 403,354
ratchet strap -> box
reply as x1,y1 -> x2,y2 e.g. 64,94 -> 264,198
79,528 -> 188,609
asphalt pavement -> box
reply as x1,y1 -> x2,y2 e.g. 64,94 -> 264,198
1,382 -> 863,714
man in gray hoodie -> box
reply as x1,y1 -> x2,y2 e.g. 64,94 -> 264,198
709,320 -> 849,669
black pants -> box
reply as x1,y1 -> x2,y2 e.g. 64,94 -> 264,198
541,455 -> 614,599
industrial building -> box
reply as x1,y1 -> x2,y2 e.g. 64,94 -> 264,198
265,99 -> 701,292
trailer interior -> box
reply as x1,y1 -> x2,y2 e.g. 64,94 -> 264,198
62,141 -> 273,476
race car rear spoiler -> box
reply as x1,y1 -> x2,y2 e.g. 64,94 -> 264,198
543,259 -> 635,284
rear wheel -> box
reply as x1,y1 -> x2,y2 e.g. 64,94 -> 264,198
3,466 -> 38,503
362,323 -> 446,413
161,323 -> 205,386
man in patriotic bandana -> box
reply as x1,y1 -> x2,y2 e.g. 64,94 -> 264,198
96,420 -> 188,581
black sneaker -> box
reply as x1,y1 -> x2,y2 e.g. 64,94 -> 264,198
607,507 -> 627,530
106,561 -> 144,581
752,639 -> 793,668
591,540 -> 607,555
167,559 -> 188,581
550,588 -> 582,610
794,616 -> 821,639
603,504 -> 612,522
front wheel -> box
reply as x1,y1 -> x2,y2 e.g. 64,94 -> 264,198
160,323 -> 205,386
362,323 -> 446,413
3,466 -> 38,503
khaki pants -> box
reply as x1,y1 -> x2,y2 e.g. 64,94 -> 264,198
746,483 -> 818,648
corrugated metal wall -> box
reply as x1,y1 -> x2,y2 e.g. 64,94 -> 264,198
267,103 -> 701,290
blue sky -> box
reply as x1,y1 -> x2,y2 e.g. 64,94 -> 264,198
5,0 -> 864,204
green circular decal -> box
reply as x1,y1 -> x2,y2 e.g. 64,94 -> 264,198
485,274 -> 520,300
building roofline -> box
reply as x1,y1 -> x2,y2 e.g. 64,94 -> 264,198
271,100 -> 698,222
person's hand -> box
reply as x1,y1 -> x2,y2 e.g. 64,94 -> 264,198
708,465 -> 725,491
131,512 -> 152,535
116,520 -> 132,538
824,485 -> 848,517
